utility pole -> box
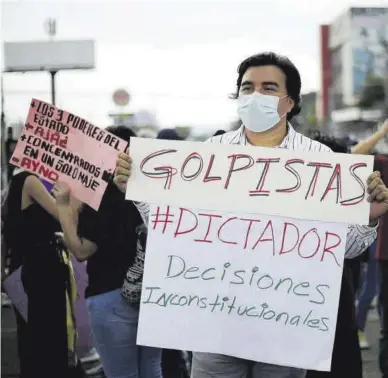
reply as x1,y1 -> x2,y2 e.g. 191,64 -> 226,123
45,18 -> 57,105
50,71 -> 57,105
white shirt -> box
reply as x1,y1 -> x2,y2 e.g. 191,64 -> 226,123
135,124 -> 377,259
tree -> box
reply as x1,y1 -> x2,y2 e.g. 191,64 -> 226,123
175,126 -> 192,139
306,114 -> 318,127
359,75 -> 385,108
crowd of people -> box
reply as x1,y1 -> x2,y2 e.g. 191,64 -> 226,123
2,51 -> 388,378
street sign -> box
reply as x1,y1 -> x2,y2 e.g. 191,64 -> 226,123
113,89 -> 130,106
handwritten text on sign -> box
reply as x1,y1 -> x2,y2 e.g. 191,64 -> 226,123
10,99 -> 127,210
137,205 -> 348,371
125,138 -> 373,224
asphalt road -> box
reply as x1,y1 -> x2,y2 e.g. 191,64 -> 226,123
1,305 -> 383,378
363,311 -> 381,378
1,305 -> 104,377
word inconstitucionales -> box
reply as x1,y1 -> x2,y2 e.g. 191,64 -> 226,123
142,286 -> 330,332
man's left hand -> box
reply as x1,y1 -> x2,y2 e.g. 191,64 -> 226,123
368,171 -> 388,224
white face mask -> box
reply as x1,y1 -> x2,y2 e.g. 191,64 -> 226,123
237,92 -> 288,133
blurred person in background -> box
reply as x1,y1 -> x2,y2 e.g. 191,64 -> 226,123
1,186 -> 12,307
54,192 -> 102,373
5,127 -> 18,181
138,128 -> 157,139
213,130 -> 226,137
350,119 -> 388,378
305,132 -> 363,378
352,120 -> 388,351
114,52 -> 386,378
55,126 -> 162,378
157,127 -> 190,378
157,128 -> 183,140
2,167 -> 84,378
375,154 -> 388,378
2,127 -> 21,306
306,120 -> 388,378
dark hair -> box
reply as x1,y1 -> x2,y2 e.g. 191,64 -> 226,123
213,130 -> 226,137
308,130 -> 349,153
231,52 -> 302,121
157,128 -> 182,140
105,125 -> 137,144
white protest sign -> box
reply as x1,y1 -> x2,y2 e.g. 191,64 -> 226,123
137,204 -> 348,371
126,138 -> 373,225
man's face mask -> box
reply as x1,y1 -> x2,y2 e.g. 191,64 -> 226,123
237,92 -> 288,133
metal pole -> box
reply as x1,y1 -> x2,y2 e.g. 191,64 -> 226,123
50,71 -> 57,105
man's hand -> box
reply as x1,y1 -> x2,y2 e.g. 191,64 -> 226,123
53,181 -> 71,206
114,152 -> 132,194
368,171 -> 388,224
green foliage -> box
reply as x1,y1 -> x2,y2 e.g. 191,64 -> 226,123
359,75 -> 385,108
306,114 -> 318,127
175,126 -> 192,139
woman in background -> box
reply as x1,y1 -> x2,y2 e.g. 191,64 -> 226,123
2,168 -> 84,378
55,126 -> 162,378
305,132 -> 363,378
351,120 -> 388,350
305,121 -> 388,377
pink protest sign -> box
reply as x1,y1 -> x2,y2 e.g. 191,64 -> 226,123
10,99 -> 127,210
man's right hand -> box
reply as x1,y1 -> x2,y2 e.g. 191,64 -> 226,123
114,152 -> 132,193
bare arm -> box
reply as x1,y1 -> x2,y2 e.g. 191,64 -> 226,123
24,176 -> 58,219
56,204 -> 97,261
351,119 -> 388,155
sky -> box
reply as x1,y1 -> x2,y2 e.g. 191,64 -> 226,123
1,0 -> 387,132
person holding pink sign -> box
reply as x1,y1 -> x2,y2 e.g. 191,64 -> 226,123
54,126 -> 163,378
2,169 -> 85,378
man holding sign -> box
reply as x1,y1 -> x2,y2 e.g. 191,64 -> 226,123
114,52 -> 388,377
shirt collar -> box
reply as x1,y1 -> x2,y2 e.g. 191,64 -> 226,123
237,122 -> 296,148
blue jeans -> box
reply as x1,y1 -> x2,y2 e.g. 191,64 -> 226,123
356,241 -> 378,331
378,261 -> 388,377
86,289 -> 162,378
191,353 -> 305,378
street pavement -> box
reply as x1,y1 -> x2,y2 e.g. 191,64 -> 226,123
1,305 -> 383,378
363,311 -> 381,378
1,305 -> 105,377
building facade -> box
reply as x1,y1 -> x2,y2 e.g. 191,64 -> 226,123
318,7 -> 387,128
